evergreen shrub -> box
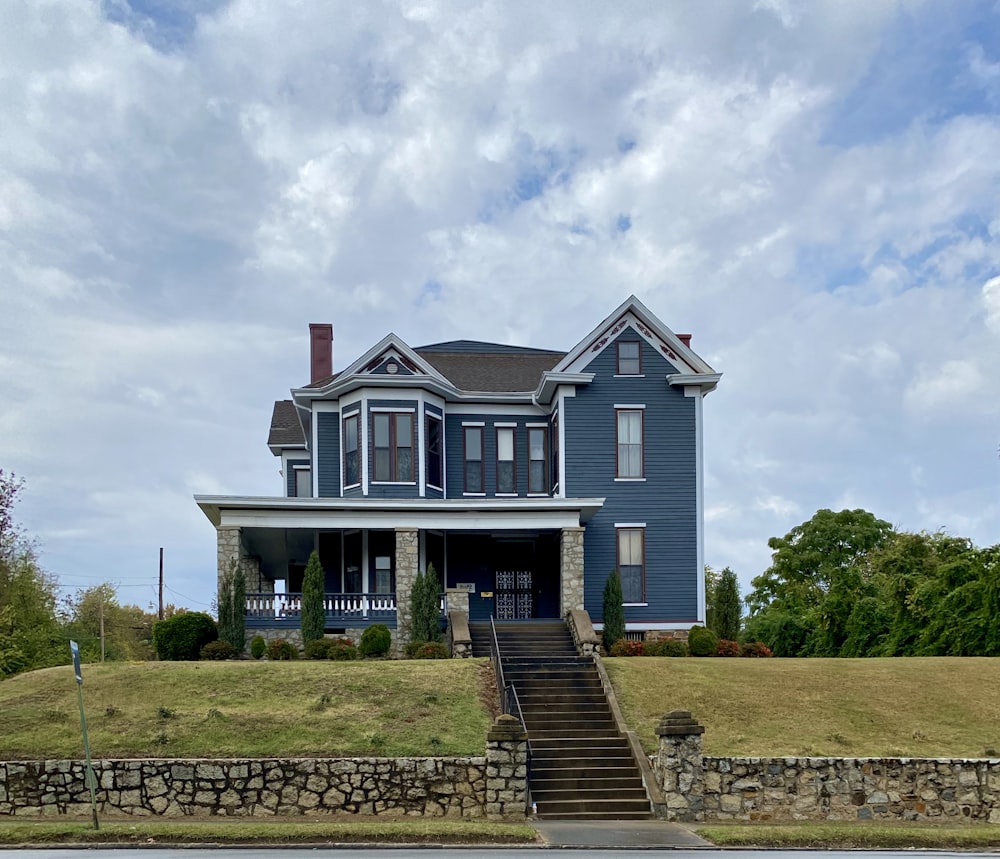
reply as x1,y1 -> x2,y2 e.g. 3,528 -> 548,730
266,638 -> 298,660
413,641 -> 448,659
250,635 -> 266,659
687,625 -> 719,656
200,640 -> 237,660
359,624 -> 392,657
152,612 -> 218,661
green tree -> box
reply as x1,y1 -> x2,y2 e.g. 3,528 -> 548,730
712,567 -> 741,641
62,583 -> 157,662
217,560 -> 247,653
300,550 -> 325,646
0,471 -> 64,676
602,569 -> 625,649
410,564 -> 442,644
744,508 -> 894,656
704,565 -> 720,632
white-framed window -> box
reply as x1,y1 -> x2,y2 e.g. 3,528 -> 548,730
294,466 -> 311,498
426,414 -> 443,490
617,527 -> 645,603
464,426 -> 483,493
528,427 -> 547,494
617,340 -> 641,375
373,411 -> 414,482
343,414 -> 360,488
616,408 -> 644,478
496,426 -> 515,494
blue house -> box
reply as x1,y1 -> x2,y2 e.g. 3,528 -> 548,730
195,296 -> 720,647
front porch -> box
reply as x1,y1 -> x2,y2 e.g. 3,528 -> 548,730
245,592 -> 400,629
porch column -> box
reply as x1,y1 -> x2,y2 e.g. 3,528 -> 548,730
395,527 -> 420,647
216,526 -> 266,596
560,526 -> 585,615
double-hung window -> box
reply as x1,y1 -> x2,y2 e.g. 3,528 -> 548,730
373,411 -> 414,482
616,408 -> 644,478
426,414 -> 443,490
464,425 -> 483,493
293,466 -> 311,498
343,414 -> 360,488
528,427 -> 547,494
617,527 -> 645,603
617,340 -> 641,375
496,426 -> 516,494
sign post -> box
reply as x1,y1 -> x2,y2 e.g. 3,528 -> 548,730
69,640 -> 99,831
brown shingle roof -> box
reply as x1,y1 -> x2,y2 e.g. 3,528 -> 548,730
415,350 -> 563,392
268,400 -> 306,447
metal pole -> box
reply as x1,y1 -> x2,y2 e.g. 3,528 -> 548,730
99,593 -> 105,663
158,547 -> 164,620
70,641 -> 99,831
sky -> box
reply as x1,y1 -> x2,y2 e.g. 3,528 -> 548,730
1,0 -> 998,616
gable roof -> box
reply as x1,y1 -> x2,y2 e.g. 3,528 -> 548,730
268,400 -> 306,452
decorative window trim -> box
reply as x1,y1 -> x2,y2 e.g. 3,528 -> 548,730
495,425 -> 516,495
372,411 -> 415,483
343,414 -> 361,489
616,526 -> 646,604
615,408 -> 645,479
463,425 -> 484,494
528,425 -> 548,495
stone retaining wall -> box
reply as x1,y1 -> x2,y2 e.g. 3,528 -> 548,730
652,710 -> 1000,823
0,757 -> 488,819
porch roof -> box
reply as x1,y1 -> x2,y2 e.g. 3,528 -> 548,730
194,495 -> 606,531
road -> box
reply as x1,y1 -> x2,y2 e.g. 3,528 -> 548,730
4,851 -> 998,859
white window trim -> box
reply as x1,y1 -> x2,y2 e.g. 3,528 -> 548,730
462,420 -> 485,426
370,406 -> 416,413
614,403 -> 646,409
371,481 -> 418,486
495,492 -> 518,498
613,374 -> 646,379
614,477 -> 647,483
615,522 -> 647,528
622,602 -> 649,607
462,492 -> 487,497
494,422 -> 517,427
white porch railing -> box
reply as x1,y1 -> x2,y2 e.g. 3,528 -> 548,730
245,592 -> 397,622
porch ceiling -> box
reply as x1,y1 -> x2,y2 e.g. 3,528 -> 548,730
195,495 -> 605,530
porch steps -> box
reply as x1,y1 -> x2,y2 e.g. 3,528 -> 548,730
470,620 -> 652,820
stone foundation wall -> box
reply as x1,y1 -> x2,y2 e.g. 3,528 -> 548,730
0,757 -> 488,819
246,628 -> 398,654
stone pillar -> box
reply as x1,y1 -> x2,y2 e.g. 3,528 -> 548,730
217,526 -> 267,595
485,714 -> 529,819
448,609 -> 472,658
654,710 -> 706,821
560,526 -> 585,615
395,528 -> 420,648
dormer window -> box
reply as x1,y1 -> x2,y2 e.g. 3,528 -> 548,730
617,341 -> 641,375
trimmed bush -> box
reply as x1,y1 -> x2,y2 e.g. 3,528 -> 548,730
741,640 -> 774,658
152,612 -> 218,661
610,638 -> 644,656
200,640 -> 237,660
304,638 -> 331,660
359,624 -> 392,657
301,550 -> 325,647
660,639 -> 689,657
250,635 -> 266,660
687,625 -> 719,657
404,640 -> 426,658
717,639 -> 741,657
328,640 -> 358,661
266,638 -> 298,660
601,569 -> 625,649
413,641 -> 448,659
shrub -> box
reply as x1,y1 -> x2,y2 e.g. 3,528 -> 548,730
200,640 -> 237,660
660,639 -> 689,657
609,638 -> 644,656
327,640 -> 358,661
152,612 -> 218,661
359,624 -> 392,657
717,639 -> 741,657
304,638 -> 331,660
687,625 -> 719,657
601,570 -> 625,649
413,641 -> 448,659
266,638 -> 298,660
217,559 -> 247,654
404,640 -> 426,658
410,564 -> 443,646
250,635 -> 266,660
741,641 -> 774,658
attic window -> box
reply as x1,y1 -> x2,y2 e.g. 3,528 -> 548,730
617,341 -> 641,375
386,361 -> 399,374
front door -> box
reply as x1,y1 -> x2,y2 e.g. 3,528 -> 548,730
495,569 -> 533,619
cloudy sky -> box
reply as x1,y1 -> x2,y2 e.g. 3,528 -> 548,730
1,0 -> 998,615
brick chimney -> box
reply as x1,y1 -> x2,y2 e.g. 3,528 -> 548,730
309,323 -> 333,384
677,333 -> 692,349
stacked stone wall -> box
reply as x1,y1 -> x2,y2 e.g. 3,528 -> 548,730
559,527 -> 585,615
0,757 -> 488,819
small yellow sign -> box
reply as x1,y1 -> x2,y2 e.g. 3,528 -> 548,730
480,591 -> 494,598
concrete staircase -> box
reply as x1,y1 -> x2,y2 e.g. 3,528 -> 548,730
469,619 -> 652,820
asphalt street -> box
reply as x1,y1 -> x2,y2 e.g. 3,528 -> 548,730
3,850 -> 999,859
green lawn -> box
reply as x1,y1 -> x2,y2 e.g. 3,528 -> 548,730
697,822 -> 1000,850
0,659 -> 493,758
605,656 -> 1000,757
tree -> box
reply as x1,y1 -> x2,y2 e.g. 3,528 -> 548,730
300,550 -> 325,646
704,565 -> 720,632
62,583 -> 157,662
217,559 -> 247,653
0,470 -> 64,676
712,567 -> 741,641
602,569 -> 625,648
410,564 -> 442,644
744,508 -> 894,656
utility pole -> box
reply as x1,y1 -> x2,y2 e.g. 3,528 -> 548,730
99,590 -> 105,663
158,547 -> 164,620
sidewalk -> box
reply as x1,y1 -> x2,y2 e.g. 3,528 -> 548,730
531,818 -> 711,848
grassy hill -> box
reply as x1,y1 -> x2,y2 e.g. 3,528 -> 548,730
605,656 -> 1000,758
0,660 -> 492,759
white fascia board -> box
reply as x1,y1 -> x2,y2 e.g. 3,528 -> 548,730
193,495 -> 606,529
668,372 -> 722,394
448,402 -> 548,416
292,374 -> 457,407
340,333 -> 454,386
269,443 -> 307,457
535,372 -> 594,405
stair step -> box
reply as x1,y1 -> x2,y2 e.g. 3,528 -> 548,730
536,810 -> 653,821
535,798 -> 653,816
531,777 -> 645,792
532,766 -> 643,781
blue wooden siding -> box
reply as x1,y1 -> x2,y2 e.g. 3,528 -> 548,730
566,332 -> 698,623
286,459 -> 309,497
316,413 -> 341,497
371,359 -> 413,375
